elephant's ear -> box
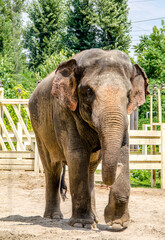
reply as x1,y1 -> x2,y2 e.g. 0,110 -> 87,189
127,64 -> 150,115
51,59 -> 78,111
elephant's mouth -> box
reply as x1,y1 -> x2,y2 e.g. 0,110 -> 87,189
92,143 -> 101,153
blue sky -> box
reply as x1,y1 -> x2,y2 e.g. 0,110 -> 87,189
128,0 -> 165,56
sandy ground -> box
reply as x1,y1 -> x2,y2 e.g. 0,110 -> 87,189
0,172 -> 165,240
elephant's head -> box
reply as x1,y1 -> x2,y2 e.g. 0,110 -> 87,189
52,49 -> 149,185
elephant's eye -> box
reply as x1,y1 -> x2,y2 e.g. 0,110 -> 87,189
79,85 -> 94,100
86,87 -> 94,98
127,90 -> 132,100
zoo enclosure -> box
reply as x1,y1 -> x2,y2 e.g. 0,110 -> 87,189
0,88 -> 165,189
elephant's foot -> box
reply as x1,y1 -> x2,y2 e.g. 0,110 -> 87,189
69,216 -> 96,229
44,209 -> 63,220
104,203 -> 130,230
105,211 -> 129,230
104,189 -> 130,230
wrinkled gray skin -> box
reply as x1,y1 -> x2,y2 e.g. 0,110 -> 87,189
29,49 -> 149,230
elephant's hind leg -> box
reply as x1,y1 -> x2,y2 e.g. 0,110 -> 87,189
89,172 -> 98,224
44,165 -> 63,219
35,135 -> 63,220
89,151 -> 101,224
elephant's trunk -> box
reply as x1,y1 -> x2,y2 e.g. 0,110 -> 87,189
99,110 -> 125,186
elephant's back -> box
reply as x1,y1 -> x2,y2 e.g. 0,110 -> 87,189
31,70 -> 55,98
29,71 -> 55,128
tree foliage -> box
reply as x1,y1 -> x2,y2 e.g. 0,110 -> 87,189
0,0 -> 36,98
0,0 -> 25,62
90,0 -> 131,50
65,0 -> 131,53
134,21 -> 165,125
35,50 -> 68,80
65,0 -> 98,52
23,0 -> 65,69
134,21 -> 165,89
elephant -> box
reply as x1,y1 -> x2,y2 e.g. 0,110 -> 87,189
29,48 -> 149,230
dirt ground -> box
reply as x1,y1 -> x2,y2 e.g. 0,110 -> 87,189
0,172 -> 165,240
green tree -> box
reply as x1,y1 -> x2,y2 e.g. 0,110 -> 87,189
23,0 -> 65,69
65,0 -> 98,52
0,0 -> 36,98
0,0 -> 25,57
35,50 -> 68,80
91,0 -> 131,50
134,21 -> 165,88
65,0 -> 131,53
134,21 -> 165,125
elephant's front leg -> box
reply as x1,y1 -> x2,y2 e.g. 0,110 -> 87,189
67,150 -> 95,229
104,145 -> 130,230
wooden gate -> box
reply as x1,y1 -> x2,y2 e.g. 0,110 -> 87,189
0,87 -> 41,173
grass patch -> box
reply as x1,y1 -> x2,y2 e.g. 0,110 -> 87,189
130,170 -> 161,188
130,176 -> 161,188
95,169 -> 161,188
95,169 -> 101,174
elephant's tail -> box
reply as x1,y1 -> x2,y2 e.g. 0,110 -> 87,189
60,165 -> 67,201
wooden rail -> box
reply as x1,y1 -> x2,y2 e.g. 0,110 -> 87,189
130,127 -> 165,188
129,129 -> 162,170
0,151 -> 34,171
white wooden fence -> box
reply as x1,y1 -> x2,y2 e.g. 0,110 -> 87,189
0,88 -> 165,188
129,126 -> 165,189
0,87 -> 39,173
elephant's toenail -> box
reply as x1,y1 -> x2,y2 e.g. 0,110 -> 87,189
123,221 -> 129,228
106,221 -> 112,226
73,223 -> 83,228
84,224 -> 92,229
112,223 -> 122,229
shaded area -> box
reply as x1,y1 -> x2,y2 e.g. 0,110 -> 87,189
0,215 -> 127,233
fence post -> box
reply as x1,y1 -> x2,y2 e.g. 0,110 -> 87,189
128,114 -> 130,130
130,111 -> 134,151
161,124 -> 165,189
134,108 -> 139,150
0,86 -> 4,150
17,93 -> 23,151
142,124 -> 147,155
151,125 -> 157,188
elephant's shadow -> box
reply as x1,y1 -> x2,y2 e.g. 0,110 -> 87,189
0,215 -> 127,232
